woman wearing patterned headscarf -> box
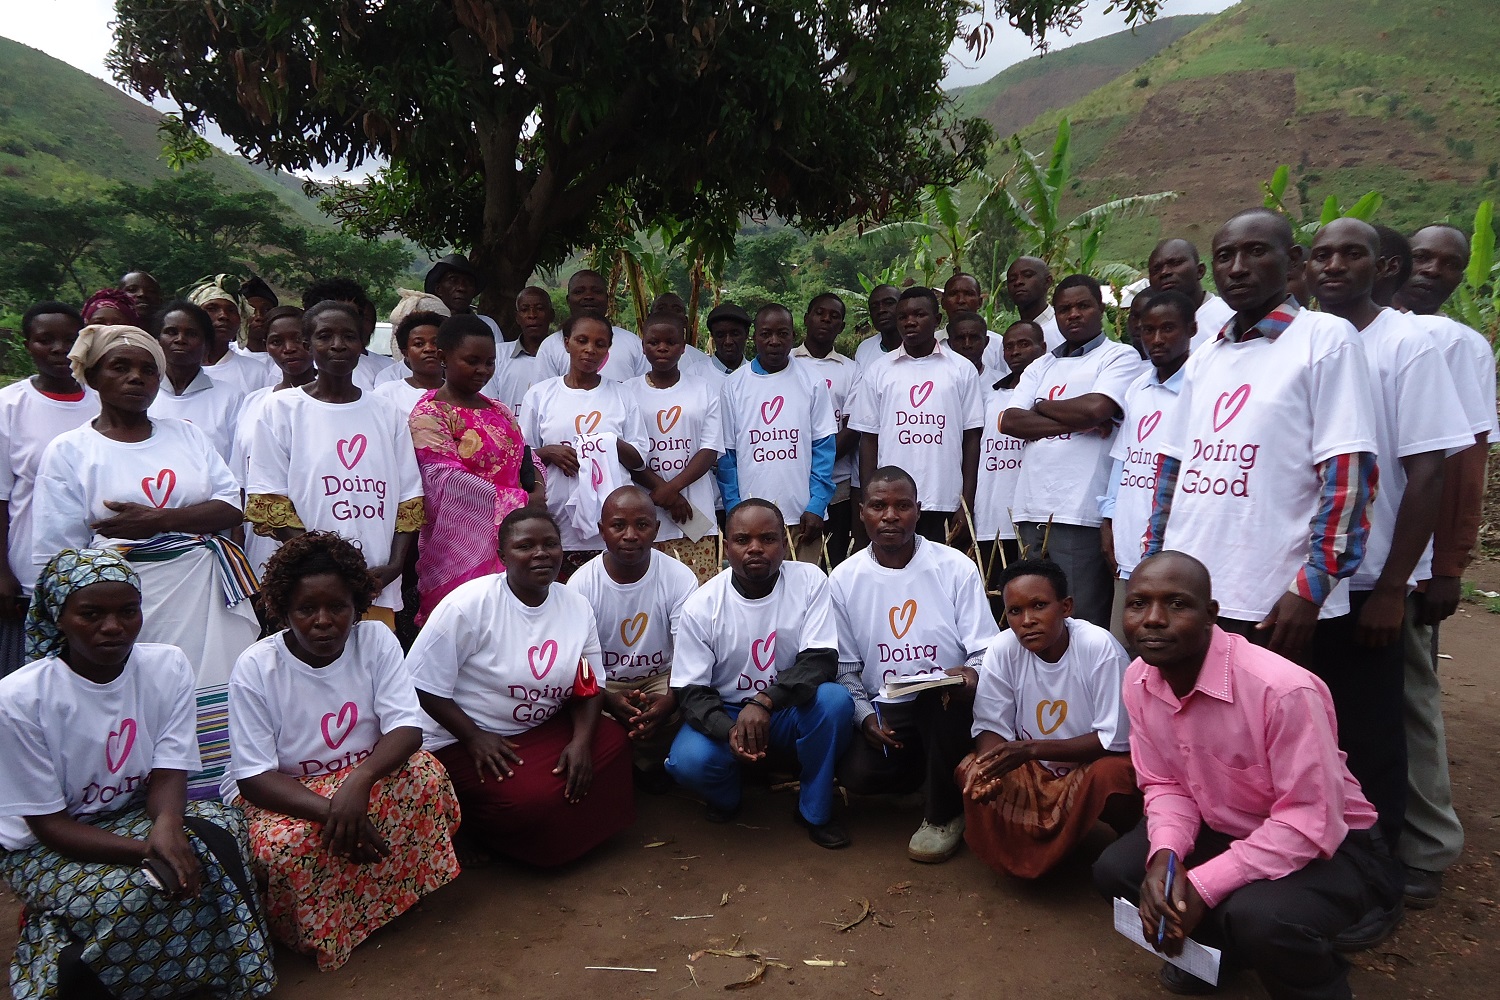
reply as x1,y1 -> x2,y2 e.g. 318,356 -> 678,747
0,548 -> 277,1000
30,324 -> 262,800
188,275 -> 273,395
81,287 -> 139,327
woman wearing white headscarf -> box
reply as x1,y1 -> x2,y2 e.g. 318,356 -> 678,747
189,275 -> 274,395
30,325 -> 261,800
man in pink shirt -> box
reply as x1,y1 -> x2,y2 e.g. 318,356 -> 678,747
1095,552 -> 1401,998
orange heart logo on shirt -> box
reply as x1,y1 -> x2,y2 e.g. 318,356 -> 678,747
621,612 -> 649,647
575,410 -> 602,435
909,381 -> 934,408
140,469 -> 176,508
1212,384 -> 1251,432
1137,410 -> 1162,442
1047,383 -> 1068,400
889,599 -> 918,639
1036,699 -> 1068,736
657,406 -> 682,434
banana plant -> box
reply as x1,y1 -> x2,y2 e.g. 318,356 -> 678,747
1447,200 -> 1499,344
1262,164 -> 1383,244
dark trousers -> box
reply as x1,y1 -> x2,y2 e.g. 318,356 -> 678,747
1094,821 -> 1401,1000
824,497 -> 853,567
1219,591 -> 1406,847
1015,521 -> 1113,628
977,539 -> 1022,624
915,510 -> 952,545
836,689 -> 972,824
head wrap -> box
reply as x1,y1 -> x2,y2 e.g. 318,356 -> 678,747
25,548 -> 141,662
388,288 -> 452,330
81,288 -> 140,326
188,274 -> 250,342
67,324 -> 169,389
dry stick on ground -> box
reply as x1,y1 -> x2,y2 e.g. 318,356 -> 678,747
826,898 -> 872,932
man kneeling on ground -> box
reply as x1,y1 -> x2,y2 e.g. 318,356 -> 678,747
959,558 -> 1139,878
666,499 -> 855,847
1094,551 -> 1403,998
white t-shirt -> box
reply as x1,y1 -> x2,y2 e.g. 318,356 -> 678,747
850,343 -> 984,512
1158,310 -> 1377,620
372,378 -> 434,417
1410,313 -> 1500,441
489,344 -> 546,414
1031,306 -> 1065,351
566,551 -> 699,684
971,619 -> 1129,776
719,361 -> 837,524
975,384 -> 1026,541
406,574 -> 603,745
148,370 -> 241,465
1108,367 -> 1186,576
829,539 -> 998,702
0,380 -> 98,593
230,387 -> 286,575
626,374 -> 724,540
792,347 -> 861,485
935,329 -> 1008,380
247,389 -> 424,609
0,644 -> 199,849
673,562 -> 838,703
1008,338 -> 1145,527
1189,292 -> 1237,351
519,377 -> 650,551
536,327 -> 648,383
32,418 -> 241,573
224,621 -> 425,797
1347,309 -> 1472,590
351,352 -> 396,391
207,349 -> 275,396
854,335 -> 898,371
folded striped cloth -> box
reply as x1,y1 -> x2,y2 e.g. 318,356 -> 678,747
115,533 -> 259,607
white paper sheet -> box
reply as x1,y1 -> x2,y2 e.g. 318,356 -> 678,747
1112,897 -> 1222,986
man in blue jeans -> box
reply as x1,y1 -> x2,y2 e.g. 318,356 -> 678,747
666,499 -> 854,848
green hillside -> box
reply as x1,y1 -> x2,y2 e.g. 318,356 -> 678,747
1006,0 -> 1500,260
949,13 -> 1214,138
0,35 -> 328,226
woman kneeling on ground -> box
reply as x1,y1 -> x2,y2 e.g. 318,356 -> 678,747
225,531 -> 460,971
0,549 -> 276,999
408,507 -> 635,866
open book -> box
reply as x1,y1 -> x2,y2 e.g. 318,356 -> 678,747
878,670 -> 966,700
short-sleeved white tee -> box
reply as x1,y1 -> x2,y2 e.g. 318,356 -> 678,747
1158,310 -> 1378,620
849,343 -> 984,512
0,644 -> 200,849
626,374 -> 724,540
566,551 -> 699,684
971,619 -> 1129,776
829,539 -> 998,702
854,335 -> 897,371
406,574 -> 603,745
351,352 -> 396,392
1348,310 -> 1473,590
792,347 -> 860,485
975,384 -> 1027,541
519,377 -> 651,551
536,327 -> 648,383
672,562 -> 838,703
247,389 -> 423,609
148,369 -> 242,465
207,349 -> 275,396
230,387 -> 289,575
371,378 -> 433,417
224,621 -> 424,798
719,361 -> 838,524
0,380 -> 98,593
1008,338 -> 1146,527
32,418 -> 241,573
1108,367 -> 1186,576
1410,313 -> 1499,441
1189,292 -> 1237,351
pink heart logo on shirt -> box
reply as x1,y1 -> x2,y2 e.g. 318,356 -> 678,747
751,631 -> 778,672
909,381 -> 934,408
529,639 -> 559,680
1137,410 -> 1162,442
590,459 -> 604,491
140,469 -> 176,508
337,434 -> 367,470
656,406 -> 682,433
1212,384 -> 1251,432
1047,383 -> 1068,400
106,719 -> 137,774
760,396 -> 784,425
321,702 -> 358,750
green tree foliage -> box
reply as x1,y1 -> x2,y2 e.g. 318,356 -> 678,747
0,190 -> 108,304
110,2 -> 1140,324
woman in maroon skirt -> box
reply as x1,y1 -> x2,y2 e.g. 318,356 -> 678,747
407,507 -> 635,866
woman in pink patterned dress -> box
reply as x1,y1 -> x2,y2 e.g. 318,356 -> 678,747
409,315 -> 539,622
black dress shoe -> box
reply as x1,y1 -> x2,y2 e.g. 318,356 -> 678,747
1404,866 -> 1443,909
1158,962 -> 1219,995
793,809 -> 851,849
705,802 -> 740,824
1333,900 -> 1403,952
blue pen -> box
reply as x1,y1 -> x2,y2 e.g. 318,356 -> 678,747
1156,851 -> 1178,948
873,702 -> 890,758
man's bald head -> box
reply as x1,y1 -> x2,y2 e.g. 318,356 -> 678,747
601,485 -> 655,519
1314,217 -> 1379,255
1123,551 -> 1218,679
1215,207 -> 1296,253
1132,551 -> 1213,600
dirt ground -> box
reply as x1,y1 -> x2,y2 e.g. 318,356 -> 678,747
4,581 -> 1498,1000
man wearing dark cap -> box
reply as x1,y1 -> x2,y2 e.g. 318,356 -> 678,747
425,253 -> 502,340
239,274 -> 279,363
705,302 -> 752,379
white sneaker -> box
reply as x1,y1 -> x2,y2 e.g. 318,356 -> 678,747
907,815 -> 966,863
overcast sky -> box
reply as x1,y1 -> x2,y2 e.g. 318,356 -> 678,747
3,0 -> 1235,172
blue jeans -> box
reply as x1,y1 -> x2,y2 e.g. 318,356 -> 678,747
666,683 -> 853,824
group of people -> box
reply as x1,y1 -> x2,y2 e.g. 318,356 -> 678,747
0,208 -> 1490,1000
